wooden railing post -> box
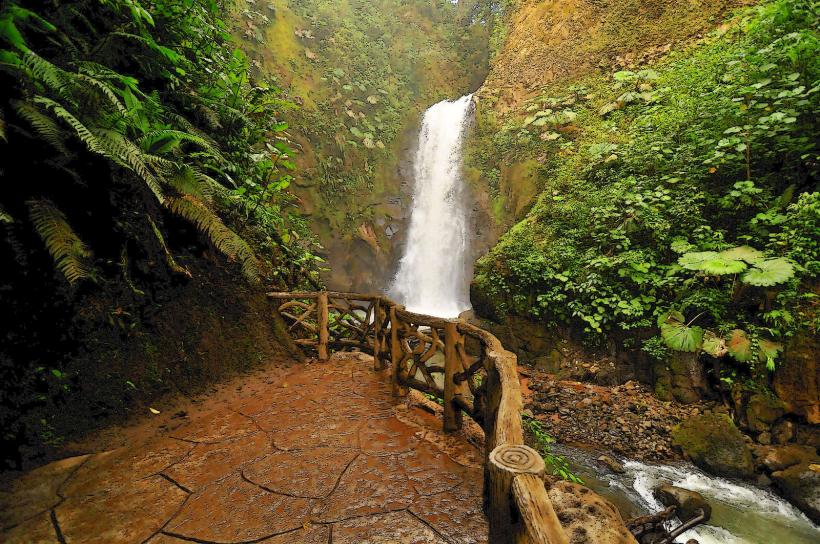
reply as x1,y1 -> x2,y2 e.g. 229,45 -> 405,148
317,292 -> 329,361
489,445 -> 568,544
373,298 -> 384,370
389,305 -> 407,396
444,321 -> 465,432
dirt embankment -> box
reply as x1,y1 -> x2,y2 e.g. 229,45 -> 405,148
479,0 -> 745,112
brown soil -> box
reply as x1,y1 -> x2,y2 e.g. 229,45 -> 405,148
521,367 -> 716,461
479,0 -> 746,112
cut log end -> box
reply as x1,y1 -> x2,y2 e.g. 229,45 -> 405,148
490,444 -> 545,476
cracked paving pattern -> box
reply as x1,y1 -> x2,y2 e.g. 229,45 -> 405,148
0,355 -> 488,543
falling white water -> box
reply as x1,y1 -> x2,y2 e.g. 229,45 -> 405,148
390,95 -> 474,318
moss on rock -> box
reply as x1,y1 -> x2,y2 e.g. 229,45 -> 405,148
671,411 -> 754,478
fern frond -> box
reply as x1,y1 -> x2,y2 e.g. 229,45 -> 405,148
90,127 -> 165,202
27,199 -> 94,284
0,109 -> 6,142
137,128 -> 223,162
165,195 -> 259,282
33,95 -> 102,153
73,73 -> 127,114
147,215 -> 191,278
13,100 -> 69,154
192,167 -> 228,200
0,203 -> 13,224
22,51 -> 71,99
164,163 -> 207,200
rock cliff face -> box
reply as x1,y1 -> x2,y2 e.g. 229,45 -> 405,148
774,332 -> 820,424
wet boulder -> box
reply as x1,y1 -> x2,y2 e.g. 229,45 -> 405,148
771,463 -> 820,524
761,445 -> 817,472
598,454 -> 625,474
745,393 -> 787,433
671,411 -> 754,478
546,478 -> 638,544
653,485 -> 711,523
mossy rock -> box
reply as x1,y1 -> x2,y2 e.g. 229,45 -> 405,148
745,393 -> 787,433
671,411 -> 754,478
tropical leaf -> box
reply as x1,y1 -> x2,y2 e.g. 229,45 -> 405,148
165,195 -> 259,282
27,199 -> 94,284
678,251 -> 719,270
719,245 -> 764,264
726,330 -> 753,362
658,310 -> 703,352
741,258 -> 795,286
702,331 -> 727,357
758,339 -> 783,371
679,250 -> 746,275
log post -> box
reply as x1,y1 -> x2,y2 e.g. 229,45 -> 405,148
512,475 -> 569,544
389,305 -> 407,396
443,321 -> 464,432
489,444 -> 567,544
317,292 -> 329,361
373,299 -> 385,370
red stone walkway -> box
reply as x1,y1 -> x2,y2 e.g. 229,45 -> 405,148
0,353 -> 489,543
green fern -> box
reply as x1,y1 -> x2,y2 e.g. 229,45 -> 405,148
165,195 -> 259,282
0,203 -> 13,224
90,127 -> 164,198
137,129 -> 218,157
13,100 -> 69,154
22,51 -> 72,100
33,95 -> 102,153
27,199 -> 94,284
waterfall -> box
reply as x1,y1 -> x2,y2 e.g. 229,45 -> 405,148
390,95 -> 474,318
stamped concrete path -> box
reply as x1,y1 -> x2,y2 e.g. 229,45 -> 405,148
0,353 -> 489,544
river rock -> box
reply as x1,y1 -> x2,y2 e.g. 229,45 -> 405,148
771,462 -> 820,524
598,454 -> 625,474
745,393 -> 787,432
761,445 -> 818,472
546,478 -> 638,543
772,420 -> 794,445
653,485 -> 711,523
671,412 -> 754,478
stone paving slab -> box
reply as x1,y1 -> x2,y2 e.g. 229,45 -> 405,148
0,354 -> 489,543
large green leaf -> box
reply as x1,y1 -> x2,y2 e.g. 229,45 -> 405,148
741,258 -> 795,286
658,311 -> 703,352
726,330 -> 753,362
698,258 -> 747,275
678,251 -> 718,270
678,250 -> 746,275
719,245 -> 764,264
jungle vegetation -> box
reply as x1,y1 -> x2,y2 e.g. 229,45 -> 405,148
472,0 -> 818,389
0,0 -> 321,467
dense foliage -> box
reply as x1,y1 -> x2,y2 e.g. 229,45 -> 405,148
0,0 -> 320,466
234,0 -> 499,244
473,0 -> 818,384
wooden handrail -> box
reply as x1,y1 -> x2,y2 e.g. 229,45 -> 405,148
266,291 -> 569,544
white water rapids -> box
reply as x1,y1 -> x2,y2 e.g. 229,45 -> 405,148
390,95 -> 474,318
621,460 -> 820,543
548,444 -> 819,543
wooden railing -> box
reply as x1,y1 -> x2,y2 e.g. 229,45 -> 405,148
268,291 -> 569,544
